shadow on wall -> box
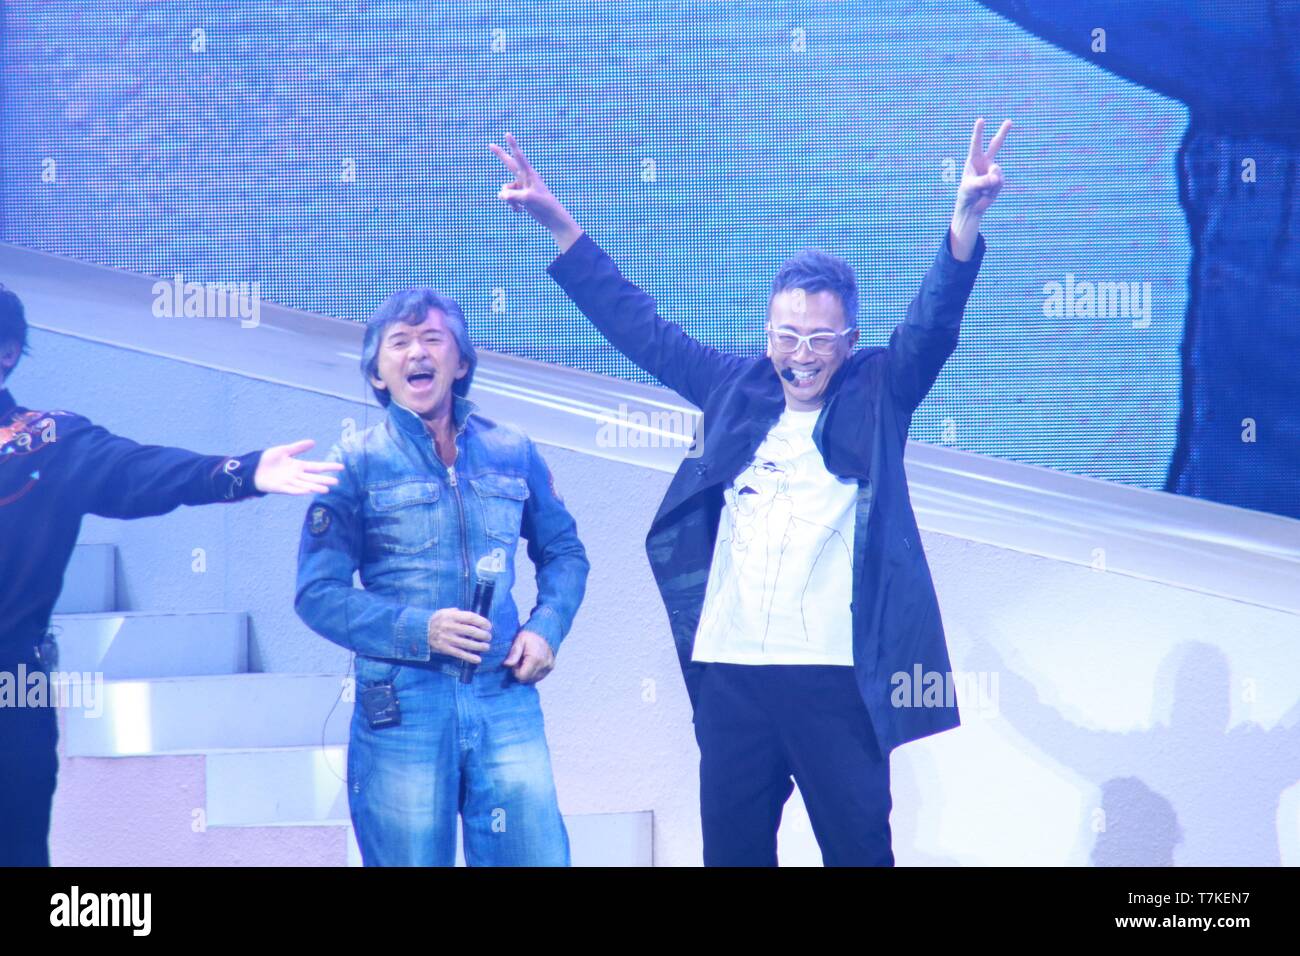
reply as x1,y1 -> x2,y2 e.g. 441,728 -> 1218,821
970,639 -> 1300,866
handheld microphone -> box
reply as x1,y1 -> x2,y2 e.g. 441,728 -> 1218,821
461,547 -> 507,683
780,367 -> 796,383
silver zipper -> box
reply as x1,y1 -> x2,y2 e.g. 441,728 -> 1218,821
436,436 -> 471,610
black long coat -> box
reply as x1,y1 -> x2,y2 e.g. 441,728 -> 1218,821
549,229 -> 986,755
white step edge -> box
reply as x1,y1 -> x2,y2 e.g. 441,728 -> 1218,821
49,611 -> 248,679
61,673 -> 353,756
206,746 -> 349,826
206,747 -> 656,866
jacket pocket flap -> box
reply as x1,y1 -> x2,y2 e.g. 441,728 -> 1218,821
469,473 -> 530,500
368,480 -> 441,511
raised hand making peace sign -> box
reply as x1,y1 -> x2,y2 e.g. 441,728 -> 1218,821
491,120 -> 1011,261
948,117 -> 1012,260
956,117 -> 1012,217
489,132 -> 585,253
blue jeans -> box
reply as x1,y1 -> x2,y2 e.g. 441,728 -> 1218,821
347,657 -> 569,866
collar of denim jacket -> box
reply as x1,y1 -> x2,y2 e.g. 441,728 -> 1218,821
388,392 -> 478,440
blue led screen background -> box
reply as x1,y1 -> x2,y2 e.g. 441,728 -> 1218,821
7,1 -> 1290,516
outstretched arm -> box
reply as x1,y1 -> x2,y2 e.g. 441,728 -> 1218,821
489,133 -> 746,408
73,418 -> 342,519
888,119 -> 1009,413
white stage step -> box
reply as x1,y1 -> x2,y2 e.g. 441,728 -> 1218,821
207,746 -> 350,826
204,746 -> 652,865
50,611 -> 248,678
562,811 -> 654,867
61,673 -> 353,756
54,543 -> 117,614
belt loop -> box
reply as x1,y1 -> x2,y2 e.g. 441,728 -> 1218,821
439,661 -> 464,681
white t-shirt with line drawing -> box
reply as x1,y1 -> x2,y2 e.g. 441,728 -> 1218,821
692,406 -> 857,665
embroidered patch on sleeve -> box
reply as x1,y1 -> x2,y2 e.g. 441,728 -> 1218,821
309,504 -> 333,536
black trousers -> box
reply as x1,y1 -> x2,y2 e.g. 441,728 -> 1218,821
693,662 -> 893,867
0,659 -> 58,867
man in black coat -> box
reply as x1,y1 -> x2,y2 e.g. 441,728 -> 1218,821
490,119 -> 1010,865
0,287 -> 344,866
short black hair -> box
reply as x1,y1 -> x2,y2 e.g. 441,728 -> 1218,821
769,249 -> 859,328
0,284 -> 29,374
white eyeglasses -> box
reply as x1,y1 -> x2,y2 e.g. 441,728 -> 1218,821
766,325 -> 855,356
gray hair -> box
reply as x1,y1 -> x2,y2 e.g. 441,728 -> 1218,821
361,288 -> 476,407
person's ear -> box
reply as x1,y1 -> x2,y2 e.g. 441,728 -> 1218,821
370,372 -> 388,395
0,343 -> 19,375
455,356 -> 469,381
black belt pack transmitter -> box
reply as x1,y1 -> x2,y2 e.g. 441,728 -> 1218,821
359,682 -> 401,730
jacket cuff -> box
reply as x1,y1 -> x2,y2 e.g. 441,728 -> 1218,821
522,605 -> 565,654
396,606 -> 435,662
933,229 -> 986,305
221,450 -> 266,501
939,228 -> 986,272
546,231 -> 601,286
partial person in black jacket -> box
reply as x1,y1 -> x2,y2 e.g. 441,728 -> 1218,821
0,286 -> 344,866
490,120 -> 1010,866
974,0 -> 1300,520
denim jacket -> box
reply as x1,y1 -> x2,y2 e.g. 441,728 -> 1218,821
295,394 -> 589,672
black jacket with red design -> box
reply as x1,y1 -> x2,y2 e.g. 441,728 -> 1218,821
0,389 -> 263,663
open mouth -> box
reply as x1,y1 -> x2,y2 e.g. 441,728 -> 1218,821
406,370 -> 435,392
788,367 -> 820,388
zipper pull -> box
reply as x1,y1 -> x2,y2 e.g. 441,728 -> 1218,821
432,435 -> 458,487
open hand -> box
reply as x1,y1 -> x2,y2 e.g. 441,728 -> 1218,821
253,439 -> 344,495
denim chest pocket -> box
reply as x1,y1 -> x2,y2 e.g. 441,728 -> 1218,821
364,479 -> 441,555
470,472 -> 529,545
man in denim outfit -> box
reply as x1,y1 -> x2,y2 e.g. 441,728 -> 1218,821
295,289 -> 589,866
